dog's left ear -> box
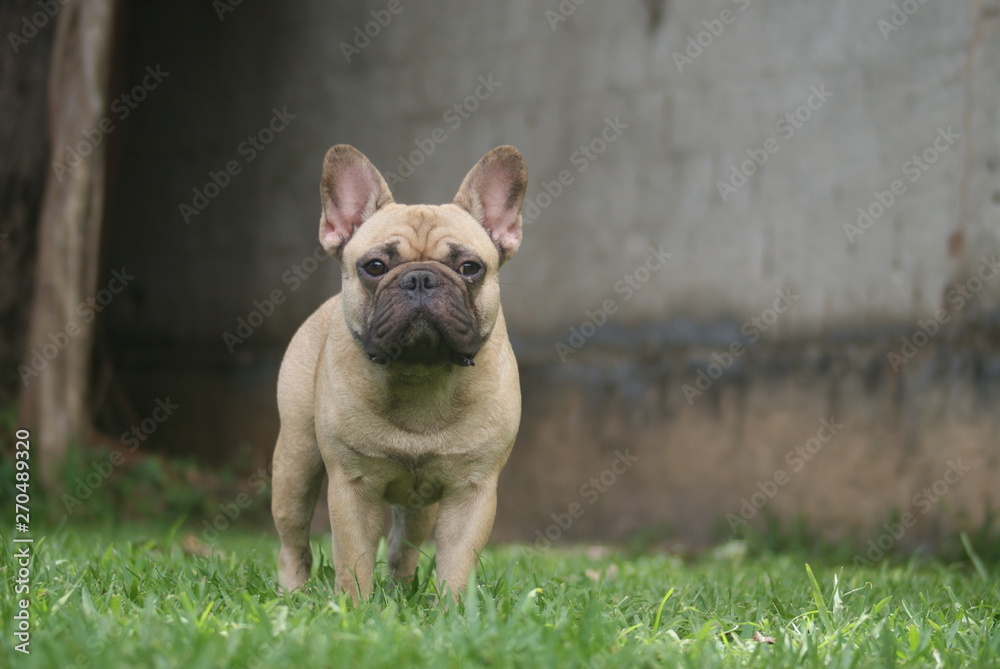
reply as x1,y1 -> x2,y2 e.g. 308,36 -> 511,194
453,146 -> 527,264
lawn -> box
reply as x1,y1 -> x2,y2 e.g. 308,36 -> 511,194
1,524 -> 998,668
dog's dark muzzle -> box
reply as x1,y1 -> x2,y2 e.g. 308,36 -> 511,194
363,265 -> 481,366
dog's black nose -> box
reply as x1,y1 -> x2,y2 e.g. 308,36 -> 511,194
399,269 -> 440,297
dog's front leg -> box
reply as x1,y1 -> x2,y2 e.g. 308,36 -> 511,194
327,465 -> 384,601
433,478 -> 499,597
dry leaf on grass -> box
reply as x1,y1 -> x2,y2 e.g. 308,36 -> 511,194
182,533 -> 212,557
584,564 -> 619,582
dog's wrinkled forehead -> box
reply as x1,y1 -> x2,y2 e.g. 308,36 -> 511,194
345,203 -> 499,265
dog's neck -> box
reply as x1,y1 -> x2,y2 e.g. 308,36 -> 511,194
361,343 -> 494,434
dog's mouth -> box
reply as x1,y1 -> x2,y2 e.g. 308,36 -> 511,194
363,297 -> 482,367
364,313 -> 478,367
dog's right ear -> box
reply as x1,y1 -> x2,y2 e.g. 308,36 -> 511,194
319,145 -> 394,259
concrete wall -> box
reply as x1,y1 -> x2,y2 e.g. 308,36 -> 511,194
100,0 -> 1000,551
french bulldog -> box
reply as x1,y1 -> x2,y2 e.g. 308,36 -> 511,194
271,144 -> 527,600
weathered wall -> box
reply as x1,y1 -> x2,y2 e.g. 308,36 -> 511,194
97,0 -> 1000,550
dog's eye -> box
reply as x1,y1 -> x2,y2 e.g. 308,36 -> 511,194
459,261 -> 482,276
362,260 -> 387,277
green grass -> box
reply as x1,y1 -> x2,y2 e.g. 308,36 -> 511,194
1,525 -> 999,668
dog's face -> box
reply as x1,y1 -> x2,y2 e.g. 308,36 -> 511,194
341,204 -> 504,366
317,145 -> 527,367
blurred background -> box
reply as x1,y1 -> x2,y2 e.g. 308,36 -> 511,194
2,0 -> 999,556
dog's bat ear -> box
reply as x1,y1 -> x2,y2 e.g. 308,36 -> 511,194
319,145 -> 394,259
453,146 -> 527,264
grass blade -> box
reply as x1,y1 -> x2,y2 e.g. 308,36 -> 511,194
960,532 -> 988,580
805,563 -> 833,631
651,588 -> 675,635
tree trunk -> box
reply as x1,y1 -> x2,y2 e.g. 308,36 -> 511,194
19,0 -> 118,492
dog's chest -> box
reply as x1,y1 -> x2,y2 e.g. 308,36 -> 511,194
317,401 -> 501,506
381,458 -> 446,507
359,450 -> 464,508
